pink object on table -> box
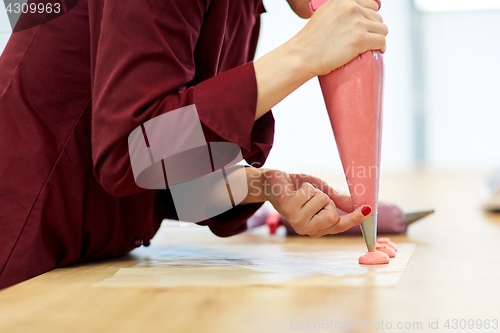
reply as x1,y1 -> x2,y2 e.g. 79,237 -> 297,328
377,237 -> 398,251
358,251 -> 390,265
265,212 -> 282,235
375,243 -> 396,258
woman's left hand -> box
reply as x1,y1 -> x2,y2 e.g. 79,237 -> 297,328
245,168 -> 372,237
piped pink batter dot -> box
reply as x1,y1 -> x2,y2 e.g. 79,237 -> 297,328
375,243 -> 396,258
377,237 -> 398,251
358,251 -> 390,265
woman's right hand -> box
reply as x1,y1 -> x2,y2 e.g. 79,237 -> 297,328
291,0 -> 388,77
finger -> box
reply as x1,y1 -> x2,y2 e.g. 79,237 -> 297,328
322,190 -> 354,214
363,33 -> 386,53
356,0 -> 379,11
361,6 -> 383,23
380,43 -> 387,53
365,20 -> 389,36
298,190 -> 330,222
293,182 -> 318,207
296,174 -> 354,213
316,205 -> 372,236
278,182 -> 317,231
308,201 -> 341,234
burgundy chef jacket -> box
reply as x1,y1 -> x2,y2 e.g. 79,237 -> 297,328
0,0 -> 274,289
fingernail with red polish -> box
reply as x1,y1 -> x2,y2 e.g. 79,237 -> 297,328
362,206 -> 372,216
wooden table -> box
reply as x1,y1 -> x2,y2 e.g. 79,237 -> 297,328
1,171 -> 499,333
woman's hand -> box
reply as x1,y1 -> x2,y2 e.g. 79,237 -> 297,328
254,0 -> 388,119
245,168 -> 372,237
292,0 -> 388,76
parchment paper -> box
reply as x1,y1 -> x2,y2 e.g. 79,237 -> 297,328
94,242 -> 415,288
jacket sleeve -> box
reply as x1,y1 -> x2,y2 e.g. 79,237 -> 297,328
88,0 -> 274,197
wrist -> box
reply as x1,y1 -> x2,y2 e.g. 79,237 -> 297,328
243,167 -> 268,204
280,37 -> 317,82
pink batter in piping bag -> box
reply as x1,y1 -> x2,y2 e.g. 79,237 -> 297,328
310,0 -> 383,252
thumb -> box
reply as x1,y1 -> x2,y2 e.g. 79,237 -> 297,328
318,205 -> 372,236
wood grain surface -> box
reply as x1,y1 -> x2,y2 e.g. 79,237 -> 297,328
1,171 -> 499,333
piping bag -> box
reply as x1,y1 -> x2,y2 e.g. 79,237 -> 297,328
310,0 -> 383,252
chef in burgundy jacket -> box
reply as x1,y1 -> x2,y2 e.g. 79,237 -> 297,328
0,0 -> 387,288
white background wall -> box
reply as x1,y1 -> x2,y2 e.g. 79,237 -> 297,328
420,10 -> 500,170
2,1 -> 500,173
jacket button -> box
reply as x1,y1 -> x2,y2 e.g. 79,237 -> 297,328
132,238 -> 143,248
143,240 -> 151,247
